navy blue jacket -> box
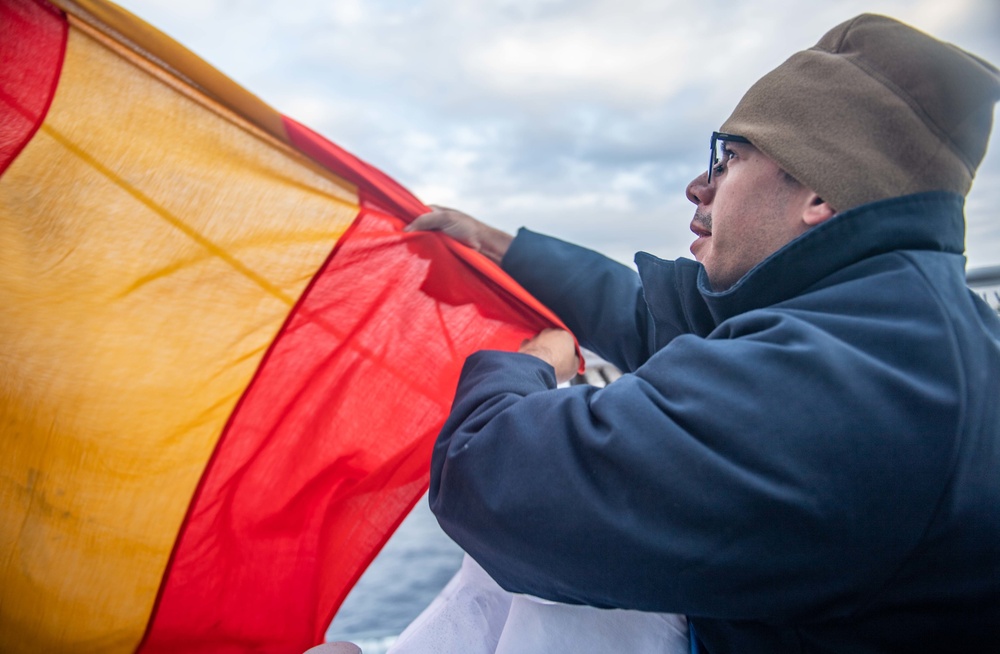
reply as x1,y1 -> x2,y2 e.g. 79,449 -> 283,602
429,192 -> 1000,652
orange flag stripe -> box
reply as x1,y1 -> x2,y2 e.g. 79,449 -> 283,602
51,0 -> 292,146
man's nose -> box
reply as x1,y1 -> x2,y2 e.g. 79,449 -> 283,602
686,171 -> 715,206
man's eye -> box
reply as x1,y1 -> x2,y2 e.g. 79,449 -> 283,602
712,146 -> 736,177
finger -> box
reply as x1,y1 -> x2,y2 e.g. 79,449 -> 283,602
405,210 -> 450,232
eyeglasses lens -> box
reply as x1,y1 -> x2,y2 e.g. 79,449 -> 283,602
709,134 -> 722,182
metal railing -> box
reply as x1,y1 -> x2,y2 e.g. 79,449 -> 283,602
967,265 -> 1000,286
968,266 -> 1000,313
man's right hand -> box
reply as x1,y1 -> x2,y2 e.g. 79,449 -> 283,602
518,328 -> 580,384
406,206 -> 514,265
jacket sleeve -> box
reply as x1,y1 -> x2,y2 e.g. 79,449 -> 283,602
500,229 -> 655,371
429,304 -> 961,620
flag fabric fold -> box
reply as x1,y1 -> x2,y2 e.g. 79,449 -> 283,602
0,1 -> 565,651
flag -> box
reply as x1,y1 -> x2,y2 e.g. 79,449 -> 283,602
0,0 -> 566,651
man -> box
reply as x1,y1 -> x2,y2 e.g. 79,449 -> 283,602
407,14 -> 1000,652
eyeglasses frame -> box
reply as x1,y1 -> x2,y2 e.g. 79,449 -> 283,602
708,131 -> 751,183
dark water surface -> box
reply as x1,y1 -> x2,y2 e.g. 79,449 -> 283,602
325,495 -> 464,652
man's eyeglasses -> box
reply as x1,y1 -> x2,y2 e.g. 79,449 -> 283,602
708,131 -> 751,183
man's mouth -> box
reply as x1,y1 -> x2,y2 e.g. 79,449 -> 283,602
690,221 -> 711,238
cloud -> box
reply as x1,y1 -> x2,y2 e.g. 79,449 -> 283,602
117,0 -> 1000,268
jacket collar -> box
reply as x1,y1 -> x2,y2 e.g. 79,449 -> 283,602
636,191 -> 966,331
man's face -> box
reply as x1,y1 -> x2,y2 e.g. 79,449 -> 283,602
685,140 -> 816,291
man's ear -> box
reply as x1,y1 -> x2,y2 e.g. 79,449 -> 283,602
802,193 -> 836,226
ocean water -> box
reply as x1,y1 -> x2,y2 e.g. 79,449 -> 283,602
325,495 -> 464,653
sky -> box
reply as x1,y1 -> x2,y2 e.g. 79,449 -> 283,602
113,0 -> 1000,271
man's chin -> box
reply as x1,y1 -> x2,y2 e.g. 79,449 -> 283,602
689,235 -> 710,260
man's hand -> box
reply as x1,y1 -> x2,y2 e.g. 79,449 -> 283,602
519,328 -> 579,384
406,206 -> 514,265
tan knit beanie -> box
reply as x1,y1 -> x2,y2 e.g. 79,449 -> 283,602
721,14 -> 1000,212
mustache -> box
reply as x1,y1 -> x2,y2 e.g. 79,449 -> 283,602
694,210 -> 712,232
